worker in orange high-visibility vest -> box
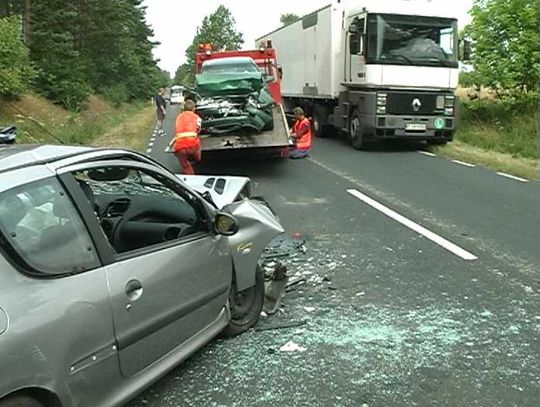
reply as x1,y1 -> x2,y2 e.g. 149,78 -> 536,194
289,107 -> 312,159
171,99 -> 202,175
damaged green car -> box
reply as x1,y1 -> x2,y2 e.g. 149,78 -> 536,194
195,57 -> 275,136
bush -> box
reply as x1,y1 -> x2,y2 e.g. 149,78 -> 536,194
101,84 -> 130,107
457,94 -> 537,159
0,17 -> 34,97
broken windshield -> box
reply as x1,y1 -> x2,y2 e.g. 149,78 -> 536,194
367,14 -> 458,68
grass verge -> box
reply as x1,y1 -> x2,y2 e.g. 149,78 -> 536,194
431,96 -> 538,180
0,93 -> 154,149
93,106 -> 155,152
433,141 -> 538,180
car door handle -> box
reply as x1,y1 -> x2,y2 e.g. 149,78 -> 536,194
125,279 -> 143,301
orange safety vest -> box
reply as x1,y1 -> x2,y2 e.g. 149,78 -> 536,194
293,117 -> 312,150
174,111 -> 202,151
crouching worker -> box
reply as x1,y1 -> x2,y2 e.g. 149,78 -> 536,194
289,107 -> 312,159
172,100 -> 202,175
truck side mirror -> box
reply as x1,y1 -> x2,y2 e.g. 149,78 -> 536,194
461,39 -> 472,61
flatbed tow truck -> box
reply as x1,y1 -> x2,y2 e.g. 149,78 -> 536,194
193,43 -> 291,157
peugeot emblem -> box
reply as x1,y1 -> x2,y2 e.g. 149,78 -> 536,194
412,98 -> 422,112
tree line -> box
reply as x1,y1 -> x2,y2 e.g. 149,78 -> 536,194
0,0 -> 169,109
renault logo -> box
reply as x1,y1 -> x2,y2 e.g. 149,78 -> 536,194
412,98 -> 422,112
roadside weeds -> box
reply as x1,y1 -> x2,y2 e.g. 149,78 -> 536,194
431,141 -> 538,181
93,106 -> 155,152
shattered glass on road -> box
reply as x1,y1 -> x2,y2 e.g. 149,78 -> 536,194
128,234 -> 540,407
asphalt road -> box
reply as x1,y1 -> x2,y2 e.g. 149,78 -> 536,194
128,105 -> 539,407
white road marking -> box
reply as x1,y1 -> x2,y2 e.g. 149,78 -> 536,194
496,172 -> 528,183
418,151 -> 436,157
347,189 -> 478,261
148,142 -> 154,147
146,148 -> 152,154
452,159 -> 476,168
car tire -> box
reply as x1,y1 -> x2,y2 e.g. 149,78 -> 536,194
348,110 -> 368,150
222,265 -> 264,337
0,395 -> 43,407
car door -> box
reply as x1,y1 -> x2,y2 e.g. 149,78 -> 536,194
63,162 -> 232,377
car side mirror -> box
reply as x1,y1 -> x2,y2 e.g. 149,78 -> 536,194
215,213 -> 239,236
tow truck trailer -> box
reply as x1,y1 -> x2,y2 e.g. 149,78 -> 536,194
193,44 -> 291,156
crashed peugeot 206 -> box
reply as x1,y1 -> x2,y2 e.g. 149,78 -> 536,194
184,56 -> 290,154
0,145 -> 283,407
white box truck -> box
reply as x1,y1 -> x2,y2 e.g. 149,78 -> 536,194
258,0 -> 466,149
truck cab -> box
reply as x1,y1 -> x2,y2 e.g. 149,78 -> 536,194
260,0 -> 464,150
338,8 -> 459,148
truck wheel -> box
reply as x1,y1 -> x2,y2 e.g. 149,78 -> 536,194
222,265 -> 264,337
313,105 -> 331,138
349,110 -> 367,150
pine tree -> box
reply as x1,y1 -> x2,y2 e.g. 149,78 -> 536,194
30,0 -> 90,109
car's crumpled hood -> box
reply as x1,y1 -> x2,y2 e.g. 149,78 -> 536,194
178,174 -> 250,210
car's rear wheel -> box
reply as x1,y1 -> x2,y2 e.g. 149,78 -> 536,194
0,395 -> 43,407
222,265 -> 264,337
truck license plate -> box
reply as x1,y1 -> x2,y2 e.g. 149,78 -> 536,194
405,123 -> 426,131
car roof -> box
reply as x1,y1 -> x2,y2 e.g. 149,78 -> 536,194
0,144 -> 95,174
202,57 -> 256,67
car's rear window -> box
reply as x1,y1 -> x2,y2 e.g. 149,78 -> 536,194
0,178 -> 100,275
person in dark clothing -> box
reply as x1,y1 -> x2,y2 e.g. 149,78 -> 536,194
155,88 -> 167,136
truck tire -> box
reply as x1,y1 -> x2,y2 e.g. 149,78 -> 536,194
348,110 -> 367,150
312,105 -> 331,138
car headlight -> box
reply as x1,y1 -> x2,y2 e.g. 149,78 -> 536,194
445,96 -> 455,108
377,106 -> 386,115
444,107 -> 454,116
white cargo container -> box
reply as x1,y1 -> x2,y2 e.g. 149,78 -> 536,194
258,0 -> 468,149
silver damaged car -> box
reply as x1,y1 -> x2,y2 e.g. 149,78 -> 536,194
0,145 -> 284,407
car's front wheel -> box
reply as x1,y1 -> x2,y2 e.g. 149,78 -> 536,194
222,265 -> 264,337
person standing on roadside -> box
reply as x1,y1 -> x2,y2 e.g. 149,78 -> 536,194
289,107 -> 312,159
155,88 -> 167,136
171,100 -> 202,175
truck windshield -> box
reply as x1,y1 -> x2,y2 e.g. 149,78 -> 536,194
367,14 -> 458,68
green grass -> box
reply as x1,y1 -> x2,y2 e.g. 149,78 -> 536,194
0,93 -> 153,148
433,96 -> 538,180
455,97 -> 537,160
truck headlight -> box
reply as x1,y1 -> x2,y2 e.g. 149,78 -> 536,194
436,96 -> 445,109
377,93 -> 387,106
444,107 -> 454,116
377,106 -> 386,115
445,96 -> 455,108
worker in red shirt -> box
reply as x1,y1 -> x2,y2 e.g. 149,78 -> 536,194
171,100 -> 202,174
289,107 -> 312,159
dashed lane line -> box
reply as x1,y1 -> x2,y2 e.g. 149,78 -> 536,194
347,188 -> 478,261
451,159 -> 476,168
418,151 -> 436,157
496,172 -> 528,183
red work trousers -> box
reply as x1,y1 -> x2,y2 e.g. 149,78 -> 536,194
175,147 -> 201,175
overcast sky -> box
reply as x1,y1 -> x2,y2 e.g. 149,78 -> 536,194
143,0 -> 473,77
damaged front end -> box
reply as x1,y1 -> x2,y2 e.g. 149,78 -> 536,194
182,174 -> 284,293
195,72 -> 275,136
